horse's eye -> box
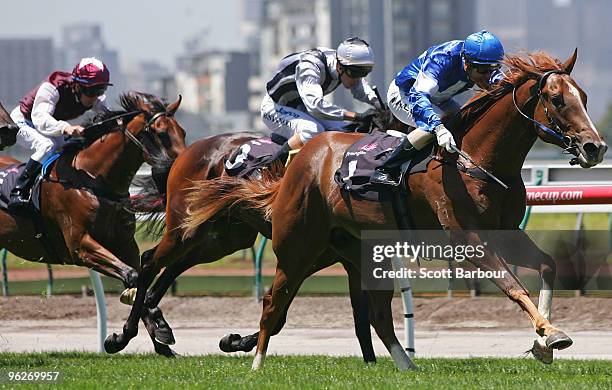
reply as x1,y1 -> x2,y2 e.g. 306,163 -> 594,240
551,95 -> 565,109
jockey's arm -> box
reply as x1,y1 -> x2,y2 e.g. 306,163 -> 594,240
350,78 -> 381,109
31,82 -> 71,137
407,65 -> 444,132
296,61 -> 351,121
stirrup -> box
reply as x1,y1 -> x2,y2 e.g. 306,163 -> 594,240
371,169 -> 402,186
7,193 -> 31,211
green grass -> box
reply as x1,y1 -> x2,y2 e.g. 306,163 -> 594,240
0,353 -> 610,389
3,275 -> 351,297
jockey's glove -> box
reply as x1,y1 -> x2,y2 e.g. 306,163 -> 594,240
434,124 -> 457,153
353,108 -> 378,122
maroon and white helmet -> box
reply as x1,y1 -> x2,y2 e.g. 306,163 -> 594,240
72,57 -> 112,87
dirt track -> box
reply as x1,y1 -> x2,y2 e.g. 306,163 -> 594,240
2,295 -> 612,331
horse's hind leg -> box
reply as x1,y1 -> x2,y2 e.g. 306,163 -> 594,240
140,222 -> 258,353
458,231 -> 572,352
252,259 -> 316,370
496,230 -> 558,363
221,252 -> 376,363
342,259 -> 376,363
331,238 -> 416,370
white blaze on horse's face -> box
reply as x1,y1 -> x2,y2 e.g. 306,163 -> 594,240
543,74 -> 607,167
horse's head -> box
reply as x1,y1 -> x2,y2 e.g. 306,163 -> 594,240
124,92 -> 187,161
526,50 -> 607,167
119,92 -> 187,193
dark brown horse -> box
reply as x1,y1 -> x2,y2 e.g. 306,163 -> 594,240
128,123 -> 388,361
0,92 -> 187,354
0,101 -> 18,150
182,51 -> 607,370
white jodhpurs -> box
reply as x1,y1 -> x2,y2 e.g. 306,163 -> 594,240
260,94 -> 353,144
10,106 -> 66,163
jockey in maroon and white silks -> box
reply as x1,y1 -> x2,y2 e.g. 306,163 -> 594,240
7,57 -> 113,210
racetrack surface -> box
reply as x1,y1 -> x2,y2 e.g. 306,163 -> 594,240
1,296 -> 611,359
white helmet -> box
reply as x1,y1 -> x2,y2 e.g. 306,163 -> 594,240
336,37 -> 374,78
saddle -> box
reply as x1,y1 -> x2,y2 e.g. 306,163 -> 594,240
334,131 -> 434,202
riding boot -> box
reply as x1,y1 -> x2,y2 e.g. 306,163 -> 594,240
371,137 -> 417,185
7,158 -> 42,211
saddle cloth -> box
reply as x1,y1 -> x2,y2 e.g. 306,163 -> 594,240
225,136 -> 286,178
0,163 -> 43,211
334,131 -> 433,201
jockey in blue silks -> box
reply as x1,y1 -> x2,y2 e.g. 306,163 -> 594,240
373,30 -> 505,185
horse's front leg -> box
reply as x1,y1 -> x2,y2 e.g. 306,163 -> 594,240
71,233 -> 143,354
455,231 -> 572,353
495,230 -> 558,363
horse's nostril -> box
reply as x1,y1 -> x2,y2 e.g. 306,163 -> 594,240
583,142 -> 599,161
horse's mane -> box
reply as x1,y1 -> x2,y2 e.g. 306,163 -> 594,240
452,52 -> 565,132
76,92 -> 168,145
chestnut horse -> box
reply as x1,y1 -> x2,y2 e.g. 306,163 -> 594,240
0,92 -> 187,354
182,51 -> 607,370
127,114 -> 394,361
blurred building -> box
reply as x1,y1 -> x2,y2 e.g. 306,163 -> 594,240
477,0 -> 612,122
59,24 -> 123,103
173,50 -> 251,132
331,0 -> 476,108
0,38 -> 55,109
122,61 -> 171,97
248,0 -> 476,127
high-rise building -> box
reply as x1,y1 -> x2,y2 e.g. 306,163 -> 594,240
0,39 -> 55,110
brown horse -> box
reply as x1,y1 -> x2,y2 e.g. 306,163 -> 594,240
0,101 -> 19,150
129,121 -> 392,361
0,92 -> 187,355
182,51 -> 607,370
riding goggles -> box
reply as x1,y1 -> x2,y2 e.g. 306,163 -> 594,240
342,64 -> 373,79
467,62 -> 501,75
81,85 -> 108,97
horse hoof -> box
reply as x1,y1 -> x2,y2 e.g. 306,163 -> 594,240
155,344 -> 179,358
219,333 -> 242,353
546,331 -> 573,350
530,338 -> 553,364
104,333 -> 124,354
154,327 -> 176,346
120,288 -> 137,305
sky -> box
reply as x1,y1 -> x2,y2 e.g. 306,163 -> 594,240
0,0 -> 245,68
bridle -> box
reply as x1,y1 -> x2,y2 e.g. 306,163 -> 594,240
117,110 -> 175,157
512,70 -> 574,151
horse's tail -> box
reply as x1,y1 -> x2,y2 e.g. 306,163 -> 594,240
181,172 -> 282,238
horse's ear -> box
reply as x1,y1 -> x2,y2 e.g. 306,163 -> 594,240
563,48 -> 578,74
166,95 -> 182,115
